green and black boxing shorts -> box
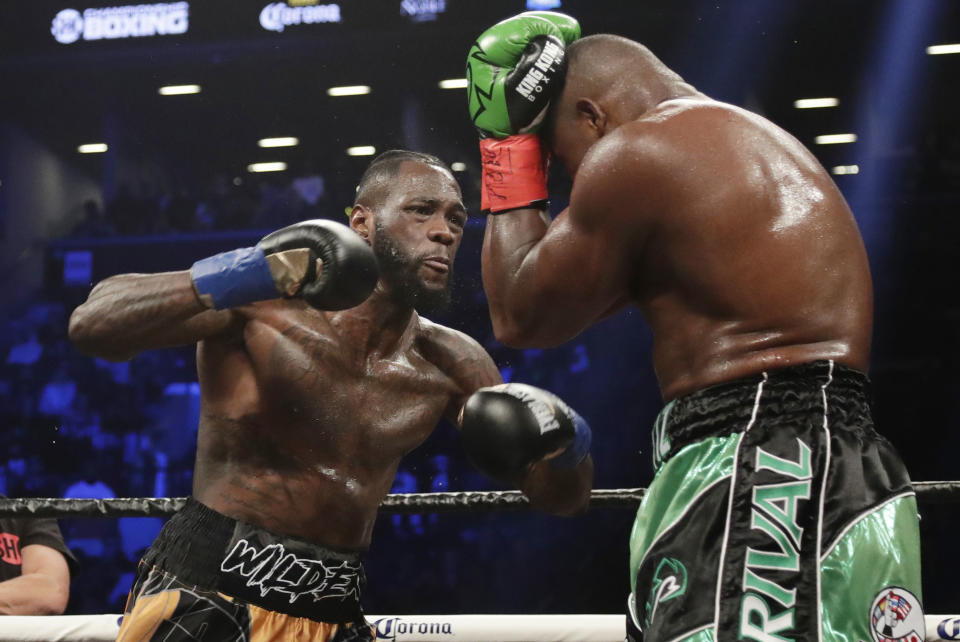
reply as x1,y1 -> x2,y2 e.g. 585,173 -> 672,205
627,360 -> 923,642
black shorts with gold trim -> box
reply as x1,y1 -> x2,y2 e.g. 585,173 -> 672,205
117,497 -> 373,642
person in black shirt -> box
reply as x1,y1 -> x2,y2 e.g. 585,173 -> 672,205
0,500 -> 78,615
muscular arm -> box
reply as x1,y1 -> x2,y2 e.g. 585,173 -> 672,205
69,271 -> 238,361
439,329 -> 503,424
482,135 -> 645,348
0,545 -> 70,615
440,330 -> 593,516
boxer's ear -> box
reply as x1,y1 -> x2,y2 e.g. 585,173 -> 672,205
349,205 -> 373,244
576,98 -> 607,137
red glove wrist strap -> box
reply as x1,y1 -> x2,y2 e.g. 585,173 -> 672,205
479,135 -> 549,214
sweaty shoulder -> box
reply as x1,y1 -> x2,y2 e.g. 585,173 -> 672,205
417,317 -> 495,376
417,317 -> 501,419
581,99 -> 823,228
570,100 -> 723,226
417,316 -> 473,351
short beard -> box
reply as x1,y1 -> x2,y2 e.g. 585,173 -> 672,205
373,224 -> 453,316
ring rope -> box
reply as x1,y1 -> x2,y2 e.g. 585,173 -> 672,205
0,481 -> 956,518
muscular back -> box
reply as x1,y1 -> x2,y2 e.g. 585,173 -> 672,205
610,100 -> 872,398
193,301 -> 489,551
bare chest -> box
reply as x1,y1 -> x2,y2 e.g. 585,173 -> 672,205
243,319 -> 457,456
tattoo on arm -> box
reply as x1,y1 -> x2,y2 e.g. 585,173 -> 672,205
446,348 -> 503,424
70,271 -> 236,359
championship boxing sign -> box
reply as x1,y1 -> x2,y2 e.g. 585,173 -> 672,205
50,2 -> 189,44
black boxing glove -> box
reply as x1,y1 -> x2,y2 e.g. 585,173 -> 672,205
460,383 -> 592,483
191,219 -> 378,310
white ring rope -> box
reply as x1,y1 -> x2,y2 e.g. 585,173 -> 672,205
0,613 -> 957,642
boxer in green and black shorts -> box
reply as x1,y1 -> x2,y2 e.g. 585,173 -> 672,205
627,361 -> 923,642
461,11 -> 923,642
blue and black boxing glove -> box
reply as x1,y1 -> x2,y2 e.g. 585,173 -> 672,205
460,383 -> 592,483
190,219 -> 378,311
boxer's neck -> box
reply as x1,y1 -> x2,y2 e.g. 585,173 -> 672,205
624,76 -> 703,121
329,288 -> 418,360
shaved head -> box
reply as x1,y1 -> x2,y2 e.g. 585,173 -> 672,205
562,34 -> 686,109
545,34 -> 697,177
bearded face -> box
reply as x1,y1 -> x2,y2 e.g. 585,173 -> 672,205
373,219 -> 453,315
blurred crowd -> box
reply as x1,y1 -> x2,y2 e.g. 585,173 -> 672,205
67,165 -> 349,239
0,299 -> 196,611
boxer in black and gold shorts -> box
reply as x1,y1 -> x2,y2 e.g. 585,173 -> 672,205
118,499 -> 373,641
71,152 -> 593,641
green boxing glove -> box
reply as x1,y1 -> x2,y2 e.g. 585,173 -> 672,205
466,11 -> 580,213
467,11 -> 581,138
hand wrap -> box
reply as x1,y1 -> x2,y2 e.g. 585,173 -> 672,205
191,247 -> 278,310
479,134 -> 549,214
